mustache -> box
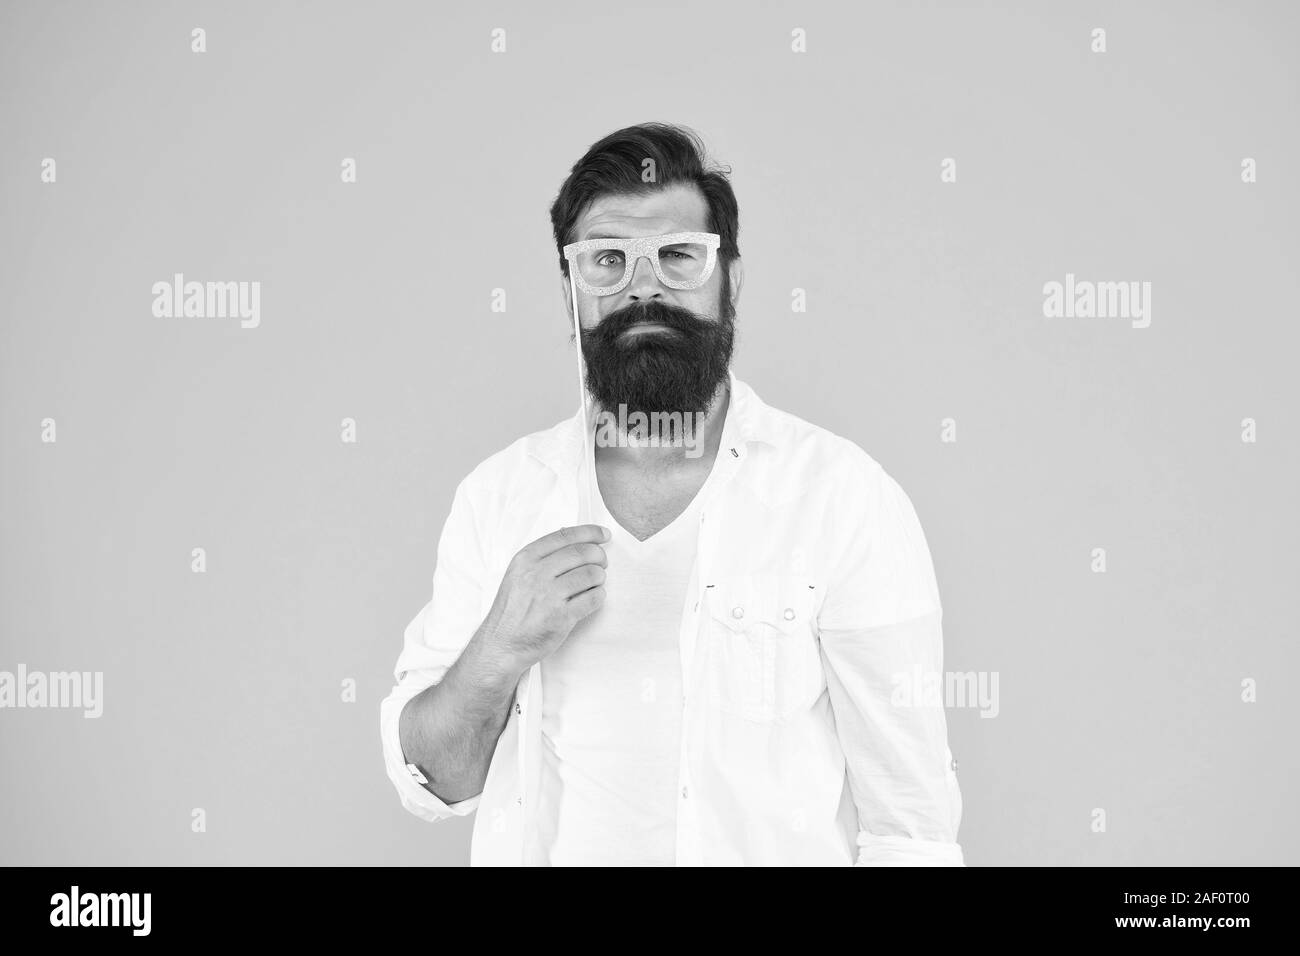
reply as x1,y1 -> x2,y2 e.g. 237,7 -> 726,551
588,300 -> 713,344
578,295 -> 735,420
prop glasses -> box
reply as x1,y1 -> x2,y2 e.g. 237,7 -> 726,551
563,231 -> 721,297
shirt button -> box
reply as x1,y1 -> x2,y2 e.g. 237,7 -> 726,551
783,607 -> 795,621
731,606 -> 744,619
951,758 -> 959,771
681,786 -> 689,799
515,703 -> 522,716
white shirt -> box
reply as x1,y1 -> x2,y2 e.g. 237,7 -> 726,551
534,480 -> 705,866
380,371 -> 965,866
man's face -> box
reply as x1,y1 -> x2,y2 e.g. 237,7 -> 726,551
565,182 -> 740,419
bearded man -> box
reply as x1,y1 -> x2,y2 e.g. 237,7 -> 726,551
380,123 -> 965,867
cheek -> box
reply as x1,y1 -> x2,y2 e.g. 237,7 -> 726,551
684,281 -> 724,319
573,295 -> 607,330
588,298 -> 620,328
690,298 -> 716,320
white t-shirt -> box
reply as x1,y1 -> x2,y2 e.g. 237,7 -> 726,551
533,478 -> 705,866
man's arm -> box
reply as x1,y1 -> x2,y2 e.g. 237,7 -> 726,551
379,472 -> 609,820
817,458 -> 965,866
396,623 -> 522,806
380,476 -> 495,821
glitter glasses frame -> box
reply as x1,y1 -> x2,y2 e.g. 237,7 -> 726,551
562,231 -> 721,297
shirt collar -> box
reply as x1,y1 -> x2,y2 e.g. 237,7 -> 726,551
529,369 -> 779,476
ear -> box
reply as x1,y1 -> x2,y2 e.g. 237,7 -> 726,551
726,257 -> 744,311
560,271 -> 574,322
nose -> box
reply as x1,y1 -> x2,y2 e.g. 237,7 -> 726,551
625,253 -> 663,301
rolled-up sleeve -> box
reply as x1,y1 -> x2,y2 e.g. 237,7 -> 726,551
817,459 -> 965,866
380,473 -> 490,822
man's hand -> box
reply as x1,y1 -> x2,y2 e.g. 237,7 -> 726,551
478,524 -> 610,674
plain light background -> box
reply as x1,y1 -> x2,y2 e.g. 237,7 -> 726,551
1,0 -> 1297,865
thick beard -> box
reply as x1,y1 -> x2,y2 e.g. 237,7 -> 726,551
579,282 -> 735,423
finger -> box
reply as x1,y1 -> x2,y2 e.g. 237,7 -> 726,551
539,542 -> 608,577
567,585 -> 606,620
522,524 -> 611,559
556,563 -> 605,597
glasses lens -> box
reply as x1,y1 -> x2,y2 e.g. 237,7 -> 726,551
576,246 -> 629,292
656,240 -> 710,286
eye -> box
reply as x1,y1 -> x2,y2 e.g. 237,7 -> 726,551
660,248 -> 695,260
595,251 -> 625,267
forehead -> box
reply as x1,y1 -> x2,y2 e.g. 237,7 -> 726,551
574,182 -> 709,240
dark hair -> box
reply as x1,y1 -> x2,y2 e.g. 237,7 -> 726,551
549,123 -> 741,278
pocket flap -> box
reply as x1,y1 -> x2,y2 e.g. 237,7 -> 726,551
709,574 -> 816,634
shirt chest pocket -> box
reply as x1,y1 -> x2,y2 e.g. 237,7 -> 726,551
703,574 -> 826,724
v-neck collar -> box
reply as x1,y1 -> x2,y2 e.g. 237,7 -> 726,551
586,380 -> 737,547
594,458 -> 716,548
